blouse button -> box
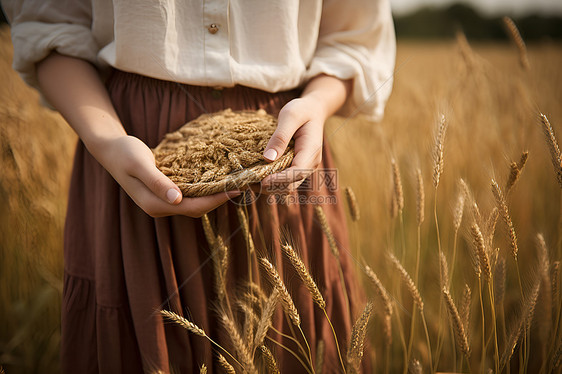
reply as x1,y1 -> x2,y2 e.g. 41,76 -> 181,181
208,24 -> 219,34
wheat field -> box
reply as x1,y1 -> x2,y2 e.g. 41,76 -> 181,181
1,23 -> 561,373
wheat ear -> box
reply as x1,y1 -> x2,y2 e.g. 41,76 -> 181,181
491,179 -> 519,259
540,113 -> 562,188
282,243 -> 326,309
443,288 -> 470,357
316,340 -> 325,374
389,253 -> 423,311
314,205 -> 339,259
160,310 -> 206,337
470,223 -> 491,281
344,186 -> 360,221
218,354 -> 237,374
346,301 -> 374,373
221,313 -> 257,373
432,114 -> 448,188
253,290 -> 279,351
391,159 -> 404,213
260,345 -> 280,374
260,258 -> 300,326
199,364 -> 207,374
439,251 -> 450,289
236,206 -> 255,254
502,16 -> 530,69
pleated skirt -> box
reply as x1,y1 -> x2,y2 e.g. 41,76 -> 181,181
61,70 -> 370,373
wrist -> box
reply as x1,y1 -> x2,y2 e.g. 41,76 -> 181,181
80,117 -> 127,159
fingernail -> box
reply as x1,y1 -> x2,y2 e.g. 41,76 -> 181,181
264,149 -> 277,161
167,189 -> 181,204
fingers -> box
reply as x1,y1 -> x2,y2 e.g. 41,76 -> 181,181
132,161 -> 183,205
263,100 -> 304,161
126,176 -> 240,218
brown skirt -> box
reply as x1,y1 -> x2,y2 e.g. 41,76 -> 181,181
61,70 -> 370,373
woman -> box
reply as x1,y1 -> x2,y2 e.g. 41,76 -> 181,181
4,1 -> 395,372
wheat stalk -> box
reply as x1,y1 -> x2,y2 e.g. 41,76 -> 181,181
364,265 -> 393,317
491,179 -> 519,259
502,16 -> 530,69
460,284 -> 472,333
282,243 -> 326,309
501,277 -> 541,369
443,288 -> 470,357
314,205 -> 339,259
540,113 -> 562,188
346,301 -> 374,373
453,180 -> 467,233
316,340 -> 325,374
260,345 -> 280,374
260,258 -> 301,326
391,159 -> 404,213
201,214 -> 216,248
389,253 -> 423,310
470,223 -> 491,281
237,299 -> 258,342
236,206 -> 255,254
221,313 -> 257,373
253,290 -> 279,350
439,251 -> 450,289
494,257 -> 506,305
218,354 -> 237,374
416,168 -> 425,225
160,310 -> 206,337
485,207 -> 499,250
506,151 -> 529,194
432,114 -> 448,188
344,186 -> 360,221
552,261 -> 560,317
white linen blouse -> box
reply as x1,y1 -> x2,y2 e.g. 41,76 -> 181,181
3,0 -> 396,121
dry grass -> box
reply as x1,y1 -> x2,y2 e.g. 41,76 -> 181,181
1,22 -> 562,373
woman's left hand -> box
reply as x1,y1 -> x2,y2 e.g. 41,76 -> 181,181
260,95 -> 328,193
259,74 -> 351,194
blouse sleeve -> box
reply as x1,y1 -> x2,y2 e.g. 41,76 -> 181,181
304,0 -> 396,122
2,0 -> 98,89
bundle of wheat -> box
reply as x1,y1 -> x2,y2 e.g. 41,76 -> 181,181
153,109 -> 294,196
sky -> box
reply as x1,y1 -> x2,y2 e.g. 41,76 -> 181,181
390,0 -> 562,16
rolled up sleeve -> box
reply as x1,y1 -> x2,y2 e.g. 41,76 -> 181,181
3,0 -> 98,88
304,0 -> 396,121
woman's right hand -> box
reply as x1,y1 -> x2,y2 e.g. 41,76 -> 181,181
94,135 -> 240,218
36,53 -> 237,218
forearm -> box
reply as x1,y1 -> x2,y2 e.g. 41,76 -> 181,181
300,74 -> 352,120
36,52 -> 126,156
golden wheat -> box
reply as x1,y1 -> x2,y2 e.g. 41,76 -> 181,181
415,168 -> 425,225
443,288 -> 470,357
314,205 -> 339,259
259,345 -> 280,374
432,114 -> 447,188
282,243 -> 326,309
502,16 -> 530,69
344,186 -> 360,222
346,301 -> 374,373
491,179 -> 519,259
391,159 -> 405,213
260,258 -> 301,326
389,253 -> 423,311
218,354 -> 237,374
540,113 -> 562,188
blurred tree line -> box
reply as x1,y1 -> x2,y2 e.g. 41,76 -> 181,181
394,3 -> 562,40
0,3 -> 561,40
